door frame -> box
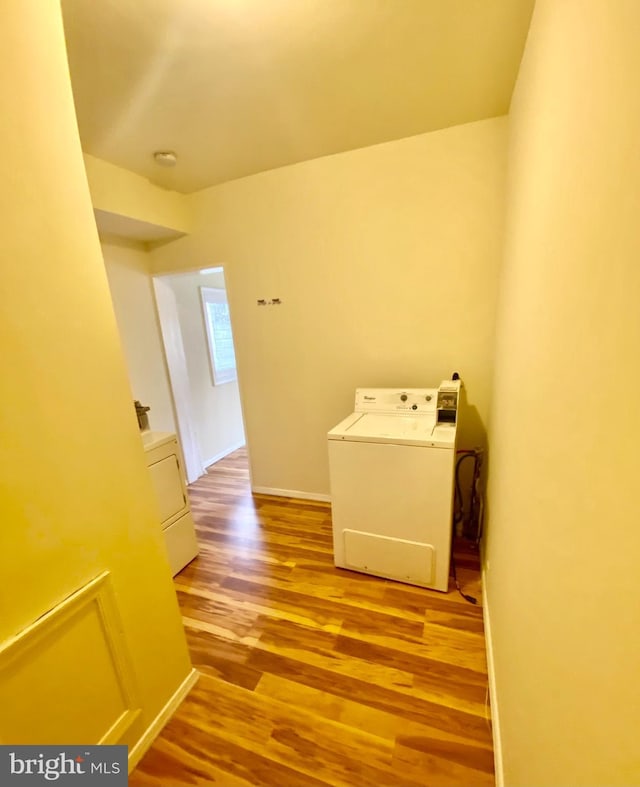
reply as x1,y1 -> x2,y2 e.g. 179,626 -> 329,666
152,275 -> 204,484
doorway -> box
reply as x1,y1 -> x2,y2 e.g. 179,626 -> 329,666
153,266 -> 246,484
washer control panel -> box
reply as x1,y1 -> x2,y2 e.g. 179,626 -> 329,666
354,388 -> 438,414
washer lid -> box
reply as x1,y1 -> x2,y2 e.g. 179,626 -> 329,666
328,412 -> 456,448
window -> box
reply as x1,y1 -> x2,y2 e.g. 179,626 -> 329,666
200,286 -> 237,385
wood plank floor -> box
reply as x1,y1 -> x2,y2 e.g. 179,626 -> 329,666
131,448 -> 493,787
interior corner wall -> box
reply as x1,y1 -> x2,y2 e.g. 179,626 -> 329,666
84,153 -> 191,236
150,117 -> 508,496
485,1 -> 640,784
101,238 -> 177,434
0,0 -> 191,752
164,270 -> 245,466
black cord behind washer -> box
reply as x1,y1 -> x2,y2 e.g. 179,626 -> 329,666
451,450 -> 481,604
450,545 -> 477,604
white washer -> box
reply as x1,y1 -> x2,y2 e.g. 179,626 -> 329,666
328,385 -> 459,592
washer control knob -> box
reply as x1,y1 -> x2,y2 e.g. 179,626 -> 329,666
400,394 -> 408,402
426,395 -> 432,402
412,404 -> 418,410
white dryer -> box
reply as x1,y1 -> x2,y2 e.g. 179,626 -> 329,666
327,384 -> 459,592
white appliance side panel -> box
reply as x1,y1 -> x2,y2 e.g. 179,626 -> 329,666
148,455 -> 187,525
163,512 -> 199,576
328,440 -> 455,591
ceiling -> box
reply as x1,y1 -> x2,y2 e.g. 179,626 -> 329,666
62,0 -> 535,194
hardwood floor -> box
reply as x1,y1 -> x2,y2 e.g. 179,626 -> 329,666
131,448 -> 493,786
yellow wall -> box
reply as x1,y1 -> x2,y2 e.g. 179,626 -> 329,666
102,238 -> 177,434
0,0 -> 191,751
151,117 -> 507,496
485,1 -> 640,784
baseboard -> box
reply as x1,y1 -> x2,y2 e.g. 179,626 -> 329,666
128,668 -> 199,773
251,485 -> 331,503
202,441 -> 246,470
482,568 -> 504,787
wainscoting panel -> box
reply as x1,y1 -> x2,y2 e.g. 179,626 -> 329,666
0,572 -> 140,745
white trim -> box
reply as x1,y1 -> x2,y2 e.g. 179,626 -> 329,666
128,668 -> 199,773
482,567 -> 504,787
152,277 -> 205,483
251,486 -> 331,503
201,441 -> 246,470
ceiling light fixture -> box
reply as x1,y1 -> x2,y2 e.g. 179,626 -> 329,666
153,151 -> 177,167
